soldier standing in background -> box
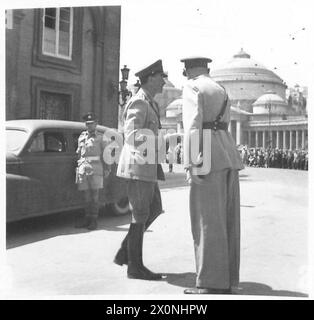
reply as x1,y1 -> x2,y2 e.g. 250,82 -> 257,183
75,112 -> 111,230
180,56 -> 244,294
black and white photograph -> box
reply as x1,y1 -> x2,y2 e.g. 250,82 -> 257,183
1,0 -> 313,301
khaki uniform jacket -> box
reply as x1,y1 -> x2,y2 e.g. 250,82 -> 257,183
117,88 -> 161,182
76,130 -> 109,177
182,74 -> 244,176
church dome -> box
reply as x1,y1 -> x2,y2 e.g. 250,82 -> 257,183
211,48 -> 285,86
253,91 -> 285,105
252,91 -> 288,114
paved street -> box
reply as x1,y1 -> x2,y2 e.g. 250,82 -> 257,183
2,165 -> 309,298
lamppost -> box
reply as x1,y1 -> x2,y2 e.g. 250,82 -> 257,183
119,65 -> 132,107
265,99 -> 272,148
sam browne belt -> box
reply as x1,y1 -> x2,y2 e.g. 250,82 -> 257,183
203,121 -> 228,131
203,86 -> 229,131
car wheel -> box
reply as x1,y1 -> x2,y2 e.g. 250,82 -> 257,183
112,197 -> 130,215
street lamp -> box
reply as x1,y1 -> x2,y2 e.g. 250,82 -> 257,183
265,99 -> 272,148
119,65 -> 132,107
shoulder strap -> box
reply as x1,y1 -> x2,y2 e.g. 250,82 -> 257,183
147,100 -> 162,129
142,90 -> 161,129
215,86 -> 229,121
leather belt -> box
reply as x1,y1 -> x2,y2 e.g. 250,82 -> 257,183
202,121 -> 228,131
85,156 -> 100,161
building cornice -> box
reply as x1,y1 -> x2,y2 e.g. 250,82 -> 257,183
245,118 -> 308,130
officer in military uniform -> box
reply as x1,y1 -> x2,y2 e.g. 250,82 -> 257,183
180,56 -> 244,294
75,112 -> 110,230
115,60 -> 166,280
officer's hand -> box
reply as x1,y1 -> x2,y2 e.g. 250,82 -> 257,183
185,169 -> 192,185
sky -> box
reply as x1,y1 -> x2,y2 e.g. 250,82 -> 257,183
119,0 -> 313,90
1,0 -> 313,89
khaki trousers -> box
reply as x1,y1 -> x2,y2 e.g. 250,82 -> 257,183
189,169 -> 241,289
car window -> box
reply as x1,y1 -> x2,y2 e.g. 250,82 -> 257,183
28,132 -> 67,153
6,129 -> 28,153
28,132 -> 45,152
45,133 -> 66,152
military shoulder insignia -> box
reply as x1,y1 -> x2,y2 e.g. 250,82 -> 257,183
192,86 -> 199,93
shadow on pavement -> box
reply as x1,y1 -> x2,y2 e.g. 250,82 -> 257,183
6,207 -> 131,249
164,275 -> 308,297
164,272 -> 196,288
235,282 -> 308,297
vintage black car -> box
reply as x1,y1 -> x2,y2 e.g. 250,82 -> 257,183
6,119 -> 129,222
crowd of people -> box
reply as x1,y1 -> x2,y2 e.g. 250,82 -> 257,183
166,142 -> 309,172
239,146 -> 308,170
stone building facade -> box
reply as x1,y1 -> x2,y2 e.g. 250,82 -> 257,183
6,7 -> 121,128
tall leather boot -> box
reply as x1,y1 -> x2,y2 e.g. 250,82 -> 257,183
127,223 -> 162,280
113,234 -> 128,266
114,185 -> 163,265
113,212 -> 160,266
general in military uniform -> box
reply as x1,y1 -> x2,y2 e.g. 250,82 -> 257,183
75,112 -> 110,230
114,60 -> 166,280
180,56 -> 244,294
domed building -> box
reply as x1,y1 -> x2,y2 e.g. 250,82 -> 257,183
211,48 -> 287,113
252,91 -> 288,116
162,49 -> 308,150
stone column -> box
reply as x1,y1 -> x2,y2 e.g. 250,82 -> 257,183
295,130 -> 299,149
283,130 -> 287,150
255,131 -> 258,148
289,131 -> 293,150
93,40 -> 103,120
177,122 -> 181,133
301,130 -> 305,149
6,10 -> 25,119
269,130 -> 272,148
248,131 -> 251,148
276,131 -> 280,149
262,131 -> 266,149
244,131 -> 248,146
236,121 -> 241,145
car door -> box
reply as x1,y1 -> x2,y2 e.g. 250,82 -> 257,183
20,129 -> 76,216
